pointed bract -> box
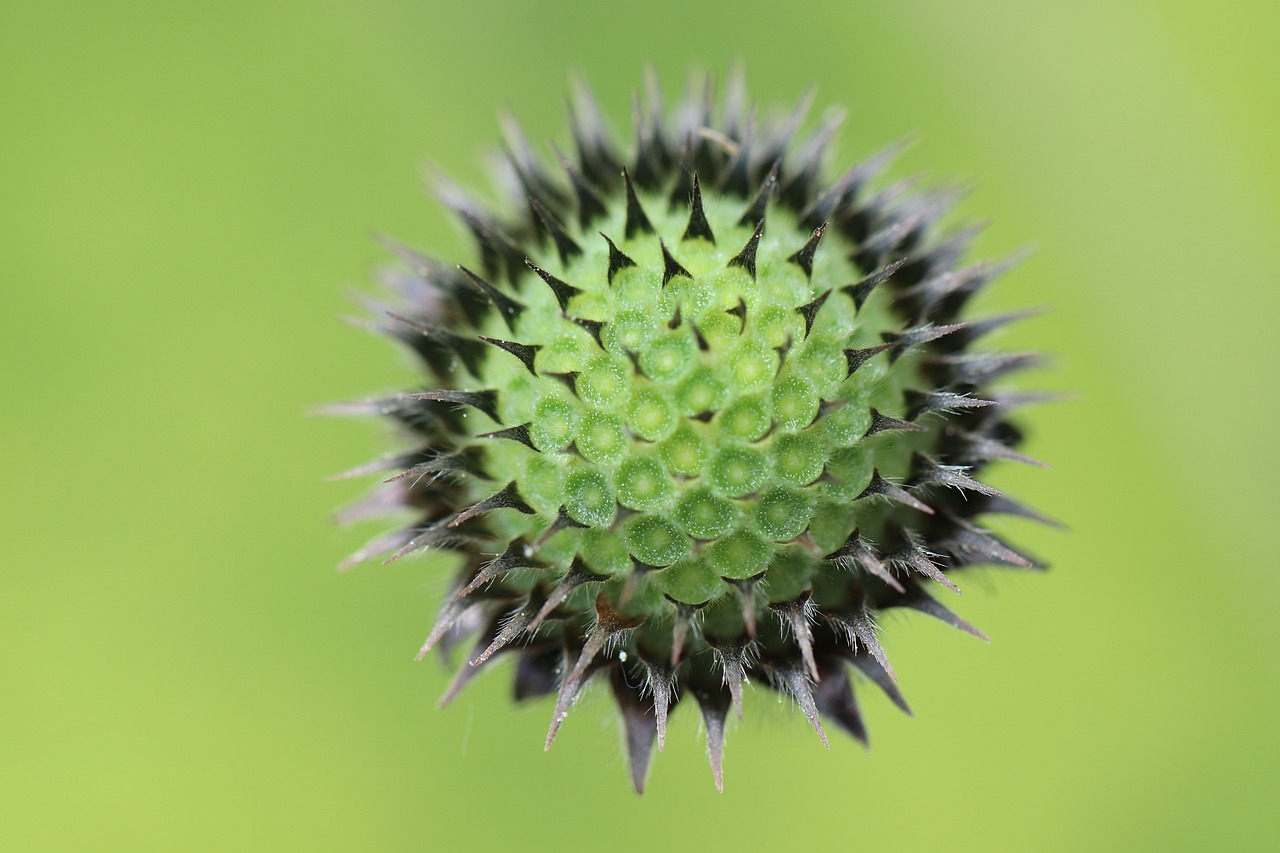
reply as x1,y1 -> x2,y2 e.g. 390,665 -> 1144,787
787,221 -> 827,279
621,167 -> 654,238
478,336 -> 541,375
682,174 -> 715,244
660,239 -> 692,285
525,259 -> 583,311
600,232 -> 636,283
727,219 -> 765,279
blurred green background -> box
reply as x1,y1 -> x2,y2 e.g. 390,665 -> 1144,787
3,1 -> 1278,850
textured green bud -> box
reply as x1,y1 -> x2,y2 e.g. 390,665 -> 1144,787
332,72 -> 1052,794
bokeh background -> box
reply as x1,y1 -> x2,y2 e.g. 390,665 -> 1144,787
3,1 -> 1278,850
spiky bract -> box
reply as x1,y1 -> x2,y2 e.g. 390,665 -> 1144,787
333,73 -> 1051,793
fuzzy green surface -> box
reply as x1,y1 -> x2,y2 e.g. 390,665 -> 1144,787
469,193 -> 924,623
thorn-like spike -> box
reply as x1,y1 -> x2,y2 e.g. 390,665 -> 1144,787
457,266 -> 525,330
895,585 -> 989,641
906,390 -> 997,420
856,470 -> 935,515
849,653 -> 912,716
567,598 -> 644,687
448,481 -> 536,528
865,408 -> 927,438
682,174 -> 715,244
477,422 -> 539,452
620,166 -> 653,238
564,314 -> 605,348
406,389 -> 501,423
525,557 -> 610,636
455,540 -> 543,600
611,670 -> 658,794
881,322 -> 972,363
738,159 -> 779,227
787,221 -> 827,279
937,515 -> 1041,569
813,660 -> 868,746
550,607 -> 629,742
709,640 -> 753,720
639,657 -> 677,751
795,289 -> 831,338
548,657 -> 594,746
530,198 -> 582,265
660,238 -> 692,286
771,592 -> 820,681
773,661 -> 828,748
383,450 -> 477,486
830,606 -> 896,682
694,684 -> 730,791
524,259 -> 582,311
665,596 -> 709,666
727,219 -> 764,279
842,258 -> 908,311
535,505 -> 589,548
545,646 -> 581,751
415,596 -> 472,660
931,351 -> 1043,385
888,524 -> 960,595
958,430 -> 1050,469
912,454 -> 1002,497
600,232 -> 636,283
378,521 -> 479,566
825,529 -> 905,593
477,335 -> 540,375
843,344 -> 890,378
472,589 -> 546,665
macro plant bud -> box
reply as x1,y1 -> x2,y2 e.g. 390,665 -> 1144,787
330,72 -> 1052,794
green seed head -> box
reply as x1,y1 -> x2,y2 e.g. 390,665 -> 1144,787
332,72 -> 1052,794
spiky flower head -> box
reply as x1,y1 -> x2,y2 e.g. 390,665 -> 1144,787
331,73 -> 1051,793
